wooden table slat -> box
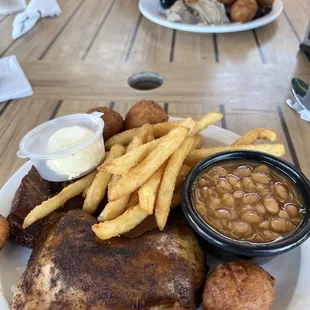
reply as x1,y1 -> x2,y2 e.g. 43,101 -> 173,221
43,0 -> 114,61
129,17 -> 173,63
217,30 -> 262,65
173,31 -> 215,63
86,0 -> 141,62
255,14 -> 307,65
0,15 -> 16,57
0,99 -> 60,186
282,0 -> 310,41
1,0 -> 82,60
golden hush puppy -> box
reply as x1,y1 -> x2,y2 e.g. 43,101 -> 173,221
203,261 -> 275,310
230,0 -> 258,23
125,100 -> 168,130
0,215 -> 9,250
87,107 -> 124,140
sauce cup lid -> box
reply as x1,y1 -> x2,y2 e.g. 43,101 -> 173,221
17,113 -> 104,160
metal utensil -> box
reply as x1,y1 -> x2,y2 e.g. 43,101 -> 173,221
290,78 -> 310,111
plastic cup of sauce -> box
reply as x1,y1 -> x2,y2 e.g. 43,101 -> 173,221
17,113 -> 105,182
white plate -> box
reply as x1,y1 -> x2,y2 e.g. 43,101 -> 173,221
139,0 -> 283,33
0,123 -> 310,310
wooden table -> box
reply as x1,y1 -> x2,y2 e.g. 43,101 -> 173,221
0,0 -> 310,187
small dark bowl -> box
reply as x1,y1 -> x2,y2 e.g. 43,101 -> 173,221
182,151 -> 310,260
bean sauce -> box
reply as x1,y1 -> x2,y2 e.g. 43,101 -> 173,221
193,162 -> 304,243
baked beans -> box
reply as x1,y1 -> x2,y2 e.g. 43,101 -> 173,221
193,162 -> 304,243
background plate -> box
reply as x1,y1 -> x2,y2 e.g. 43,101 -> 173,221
139,0 -> 283,33
0,122 -> 309,309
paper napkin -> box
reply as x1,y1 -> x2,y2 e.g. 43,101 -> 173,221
286,99 -> 310,122
0,55 -> 33,102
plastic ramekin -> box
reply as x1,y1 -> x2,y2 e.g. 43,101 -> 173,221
17,113 -> 105,182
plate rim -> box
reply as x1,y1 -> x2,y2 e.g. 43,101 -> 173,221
139,0 -> 284,33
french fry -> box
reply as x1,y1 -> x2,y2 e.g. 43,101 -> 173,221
192,134 -> 203,150
189,112 -> 223,136
110,125 -> 190,201
107,174 -> 121,201
99,137 -> 164,175
147,134 -> 155,142
82,185 -> 90,199
153,120 -> 183,138
83,144 -> 125,214
98,193 -> 130,222
138,163 -> 166,214
105,128 -> 140,150
103,120 -> 192,175
107,135 -> 143,200
232,129 -> 278,146
180,117 -> 196,132
127,136 -> 144,152
100,189 -> 139,222
23,171 -> 97,228
105,121 -> 182,149
155,136 -> 194,230
175,165 -> 191,189
127,190 -> 139,210
171,187 -> 182,209
138,124 -> 154,143
92,204 -> 149,240
104,136 -> 144,214
184,144 -> 285,167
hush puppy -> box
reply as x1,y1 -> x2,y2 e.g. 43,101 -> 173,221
87,107 -> 124,140
0,215 -> 9,250
217,0 -> 237,5
203,261 -> 275,310
257,0 -> 275,8
230,0 -> 258,23
125,100 -> 168,130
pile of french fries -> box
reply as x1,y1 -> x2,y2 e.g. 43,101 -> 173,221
23,113 -> 285,240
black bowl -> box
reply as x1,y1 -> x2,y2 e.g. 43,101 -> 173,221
181,151 -> 310,259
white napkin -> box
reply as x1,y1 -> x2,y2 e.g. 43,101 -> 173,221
286,99 -> 310,122
0,0 -> 26,16
0,55 -> 33,102
12,0 -> 61,39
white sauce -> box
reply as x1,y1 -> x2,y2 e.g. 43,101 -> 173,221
46,126 -> 104,179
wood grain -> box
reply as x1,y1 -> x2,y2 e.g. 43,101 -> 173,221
43,0 -> 114,61
86,0 -> 141,62
282,0 -> 310,41
2,0 -> 83,60
173,32 -> 215,63
19,61 -> 310,105
217,30 -> 262,64
255,13 -> 307,65
281,104 -> 310,178
56,100 -> 111,117
129,17 -> 173,63
0,99 -> 59,186
0,15 -> 15,57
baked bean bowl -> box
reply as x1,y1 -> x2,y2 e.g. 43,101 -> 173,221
182,151 -> 310,259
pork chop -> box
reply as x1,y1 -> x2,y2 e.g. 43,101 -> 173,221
11,209 -> 205,310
